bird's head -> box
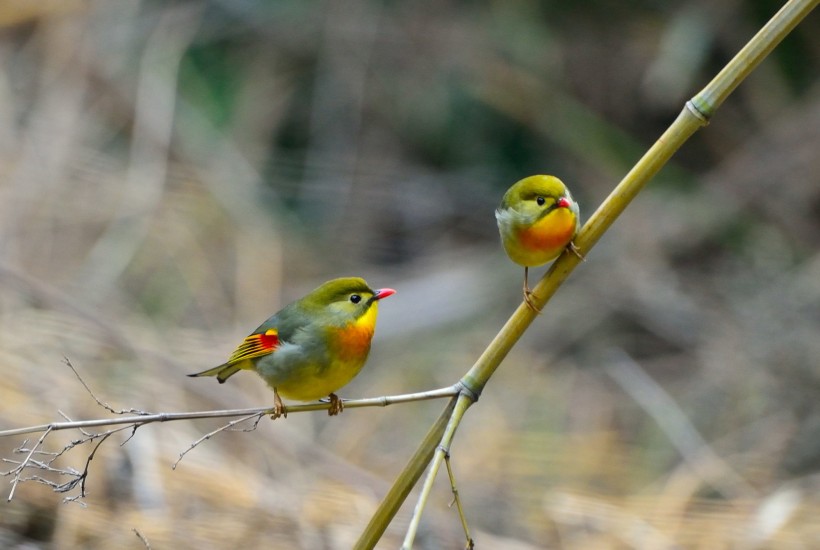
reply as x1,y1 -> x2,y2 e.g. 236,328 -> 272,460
500,175 -> 577,222
303,277 -> 395,323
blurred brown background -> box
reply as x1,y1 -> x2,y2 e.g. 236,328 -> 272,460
1,1 -> 819,548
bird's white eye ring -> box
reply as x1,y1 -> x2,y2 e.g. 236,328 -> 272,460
350,294 -> 362,304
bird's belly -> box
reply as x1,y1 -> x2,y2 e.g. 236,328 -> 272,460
252,317 -> 377,402
279,359 -> 366,400
255,355 -> 367,401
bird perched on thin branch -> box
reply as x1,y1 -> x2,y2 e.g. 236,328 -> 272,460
189,277 -> 395,418
496,175 -> 581,311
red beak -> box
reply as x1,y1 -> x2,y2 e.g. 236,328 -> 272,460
556,197 -> 572,208
374,288 -> 396,300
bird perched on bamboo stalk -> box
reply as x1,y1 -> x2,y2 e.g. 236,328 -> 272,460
189,277 -> 395,418
496,175 -> 581,311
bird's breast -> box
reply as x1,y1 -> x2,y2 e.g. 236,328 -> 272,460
518,208 -> 577,252
329,304 -> 378,362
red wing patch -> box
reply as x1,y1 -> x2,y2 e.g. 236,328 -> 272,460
227,329 -> 279,364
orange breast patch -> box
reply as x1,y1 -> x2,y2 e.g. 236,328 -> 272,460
519,209 -> 576,251
333,323 -> 374,361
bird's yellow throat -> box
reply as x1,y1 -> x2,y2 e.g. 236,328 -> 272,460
331,302 -> 379,362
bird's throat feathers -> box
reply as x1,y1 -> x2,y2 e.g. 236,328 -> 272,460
519,207 -> 577,252
330,302 -> 378,361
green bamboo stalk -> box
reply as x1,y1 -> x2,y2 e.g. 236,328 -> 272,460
355,0 -> 817,547
401,392 -> 474,549
353,395 -> 458,550
690,0 -> 818,117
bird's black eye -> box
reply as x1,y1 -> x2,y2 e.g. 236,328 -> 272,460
536,196 -> 546,206
349,294 -> 362,304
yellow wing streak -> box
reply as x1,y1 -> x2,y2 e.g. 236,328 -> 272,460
227,329 -> 279,364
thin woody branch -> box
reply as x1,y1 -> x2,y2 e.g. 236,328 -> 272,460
0,385 -> 461,439
0,361 -> 461,502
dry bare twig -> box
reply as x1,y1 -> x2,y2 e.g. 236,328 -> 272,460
133,528 -> 152,549
64,357 -> 150,416
444,449 -> 474,550
171,413 -> 265,470
0,359 -> 460,502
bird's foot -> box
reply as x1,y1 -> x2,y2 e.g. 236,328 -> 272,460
270,389 -> 288,419
523,289 -> 542,314
326,393 -> 344,416
567,241 -> 585,261
522,267 -> 542,314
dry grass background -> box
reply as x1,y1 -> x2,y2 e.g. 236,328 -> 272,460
0,1 -> 819,548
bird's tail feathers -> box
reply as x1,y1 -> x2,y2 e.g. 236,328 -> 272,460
188,362 -> 243,384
